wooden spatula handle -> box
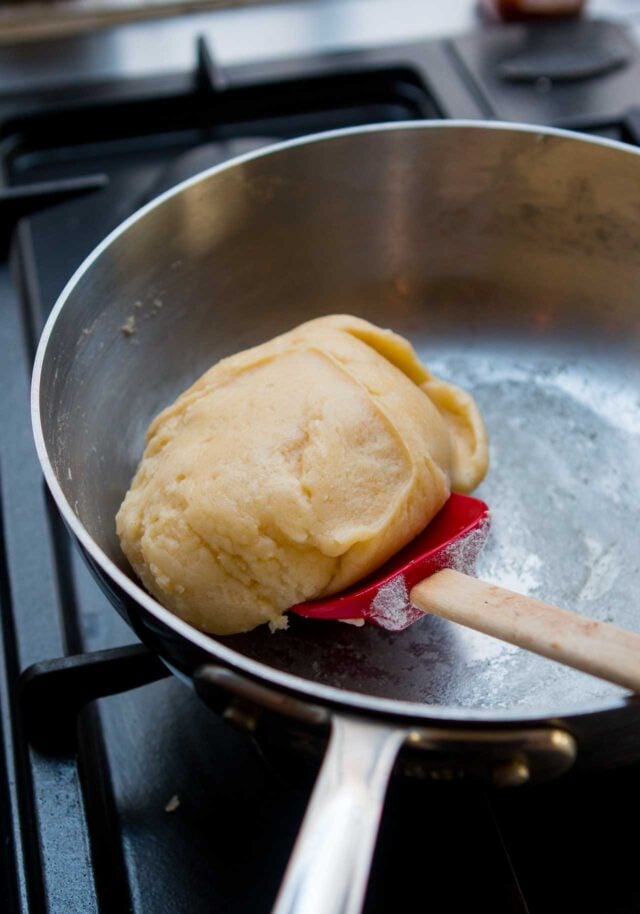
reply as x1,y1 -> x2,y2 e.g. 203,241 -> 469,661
410,569 -> 640,693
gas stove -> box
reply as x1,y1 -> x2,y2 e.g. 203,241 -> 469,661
1,5 -> 639,913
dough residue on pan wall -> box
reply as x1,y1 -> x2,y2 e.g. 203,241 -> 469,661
116,315 -> 488,635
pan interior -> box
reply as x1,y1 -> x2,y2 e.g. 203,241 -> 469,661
38,124 -> 640,712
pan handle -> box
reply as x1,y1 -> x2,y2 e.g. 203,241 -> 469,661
272,714 -> 406,914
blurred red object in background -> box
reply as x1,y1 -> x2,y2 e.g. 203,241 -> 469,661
480,0 -> 585,20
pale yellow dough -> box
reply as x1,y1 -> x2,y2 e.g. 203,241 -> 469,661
116,315 -> 488,635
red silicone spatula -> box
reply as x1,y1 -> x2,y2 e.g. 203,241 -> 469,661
291,493 -> 640,692
292,493 -> 490,631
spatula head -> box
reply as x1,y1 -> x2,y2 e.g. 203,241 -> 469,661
291,493 -> 490,631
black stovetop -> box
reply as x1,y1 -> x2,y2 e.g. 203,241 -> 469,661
1,20 -> 639,914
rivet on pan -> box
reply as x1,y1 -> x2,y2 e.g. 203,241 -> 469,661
549,730 -> 578,759
492,758 -> 530,788
223,700 -> 259,733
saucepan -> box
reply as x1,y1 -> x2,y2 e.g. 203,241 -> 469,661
31,122 -> 640,914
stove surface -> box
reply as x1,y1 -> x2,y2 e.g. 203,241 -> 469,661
0,14 -> 638,914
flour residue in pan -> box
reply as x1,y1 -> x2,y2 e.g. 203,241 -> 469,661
406,350 -> 640,710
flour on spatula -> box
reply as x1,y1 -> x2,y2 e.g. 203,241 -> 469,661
368,576 -> 424,631
367,515 -> 491,632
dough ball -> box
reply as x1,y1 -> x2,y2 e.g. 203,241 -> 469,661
116,315 -> 488,634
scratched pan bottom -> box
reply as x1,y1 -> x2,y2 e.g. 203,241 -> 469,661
222,327 -> 640,711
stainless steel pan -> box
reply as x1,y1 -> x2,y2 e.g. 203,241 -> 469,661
31,122 -> 640,914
